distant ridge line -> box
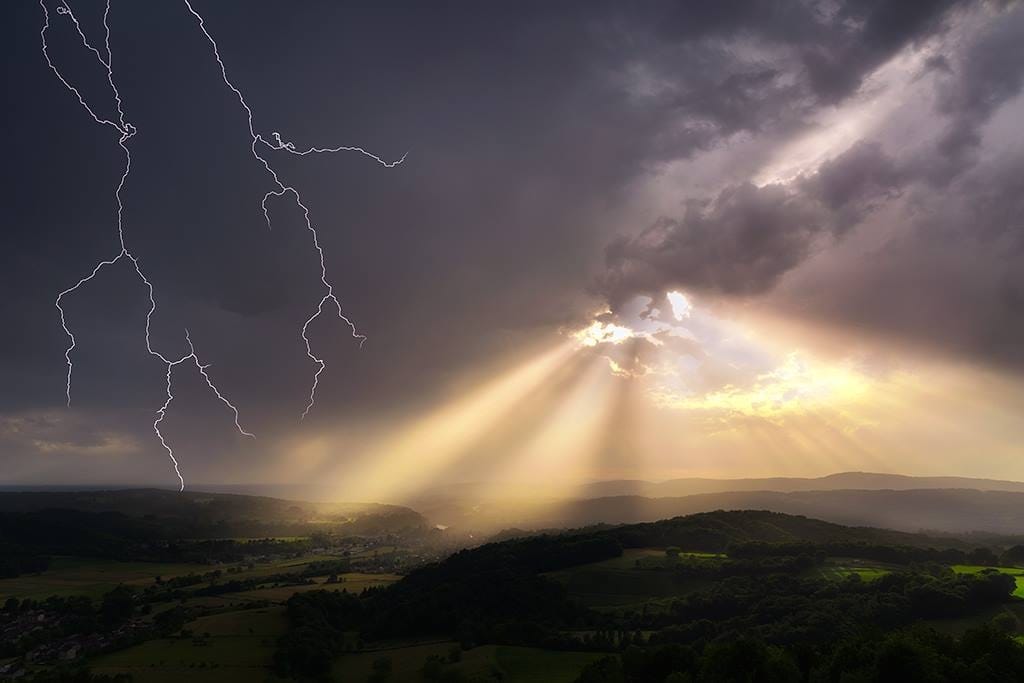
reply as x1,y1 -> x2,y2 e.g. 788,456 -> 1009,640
577,471 -> 1024,499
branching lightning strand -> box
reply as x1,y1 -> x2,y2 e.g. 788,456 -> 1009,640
42,0 -> 254,492
182,1 -> 406,419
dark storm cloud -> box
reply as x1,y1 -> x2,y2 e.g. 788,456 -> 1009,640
652,0 -> 960,103
601,185 -> 823,301
598,1 -> 1024,370
777,151 -> 1024,369
779,4 -> 1024,368
598,142 -> 905,304
800,0 -> 959,102
922,7 -> 1024,183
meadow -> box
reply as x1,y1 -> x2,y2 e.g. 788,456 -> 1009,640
544,548 -> 713,609
952,564 -> 1024,597
0,556 -> 211,601
332,642 -> 606,683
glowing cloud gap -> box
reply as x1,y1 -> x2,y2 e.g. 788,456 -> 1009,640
182,1 -> 406,418
42,0 -> 253,491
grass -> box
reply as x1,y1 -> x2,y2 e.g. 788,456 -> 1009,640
332,641 -> 470,682
952,565 -> 1024,598
572,548 -> 724,572
820,566 -> 890,580
232,552 -> 343,578
332,642 -> 606,682
0,557 -> 212,601
817,558 -> 892,582
90,637 -> 276,683
229,572 -> 402,603
186,607 -> 288,636
544,549 -> 713,609
90,607 -> 288,683
493,645 -> 607,682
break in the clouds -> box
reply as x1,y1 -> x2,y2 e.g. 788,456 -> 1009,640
599,140 -> 905,302
600,1 -> 1024,369
3,0 -> 1024,490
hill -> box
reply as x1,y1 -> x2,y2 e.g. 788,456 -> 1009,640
416,487 -> 1024,537
545,489 -> 1024,535
577,471 -> 1024,498
0,488 -> 425,537
0,489 -> 428,576
276,510 -> 1024,681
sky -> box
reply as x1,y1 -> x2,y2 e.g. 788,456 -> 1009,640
3,0 -> 1024,501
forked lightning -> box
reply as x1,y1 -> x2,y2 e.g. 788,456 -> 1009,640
41,0 -> 402,489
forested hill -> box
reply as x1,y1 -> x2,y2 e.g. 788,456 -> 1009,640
0,489 -> 427,575
276,509 -> 1024,680
572,508 -> 973,550
0,488 -> 425,537
545,489 -> 1024,535
0,488 -> 418,524
578,471 -> 1024,498
306,509 -> 1009,642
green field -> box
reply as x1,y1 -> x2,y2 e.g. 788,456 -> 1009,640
952,565 -> 1024,598
333,642 -> 605,683
232,552 -> 345,578
0,551 -> 400,603
544,548 -> 713,609
492,646 -> 607,682
91,607 -> 288,683
575,548 -> 724,572
0,557 -> 213,601
819,566 -> 890,580
229,572 -> 401,603
99,635 -> 608,683
817,559 -> 892,581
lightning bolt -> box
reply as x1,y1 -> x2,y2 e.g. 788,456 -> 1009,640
182,1 -> 406,419
42,0 -> 254,491
42,1 -> 403,489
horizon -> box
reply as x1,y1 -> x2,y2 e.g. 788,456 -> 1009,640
7,468 -> 1024,505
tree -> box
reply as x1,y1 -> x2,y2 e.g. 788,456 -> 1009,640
576,656 -> 625,683
369,655 -> 393,682
100,585 -> 134,627
993,612 -> 1016,634
1001,545 -> 1024,566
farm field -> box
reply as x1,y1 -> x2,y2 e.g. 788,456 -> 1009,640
952,565 -> 1024,598
233,552 -> 345,578
229,572 -> 401,603
0,557 -> 213,601
0,551 -> 399,603
332,642 -> 606,683
90,607 -> 288,683
818,565 -> 890,580
544,548 -> 713,609
816,558 -> 893,581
